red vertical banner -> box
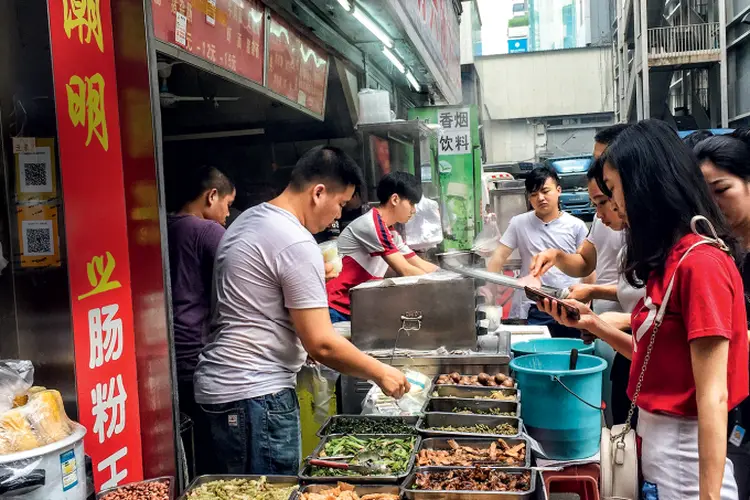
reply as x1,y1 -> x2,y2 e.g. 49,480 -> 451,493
267,13 -> 301,101
47,0 -> 144,491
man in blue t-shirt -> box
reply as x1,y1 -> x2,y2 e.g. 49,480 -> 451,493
167,165 -> 235,475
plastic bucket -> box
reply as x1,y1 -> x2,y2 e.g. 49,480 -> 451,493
512,338 -> 595,357
510,353 -> 606,459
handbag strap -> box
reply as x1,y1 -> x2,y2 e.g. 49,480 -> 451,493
613,216 -> 729,440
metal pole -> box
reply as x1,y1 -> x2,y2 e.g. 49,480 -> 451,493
640,0 -> 650,119
719,0 -> 729,127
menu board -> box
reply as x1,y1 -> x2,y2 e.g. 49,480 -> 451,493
152,1 -> 329,118
151,0 -> 265,84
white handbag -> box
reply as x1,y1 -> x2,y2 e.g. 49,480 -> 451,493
600,216 -> 728,500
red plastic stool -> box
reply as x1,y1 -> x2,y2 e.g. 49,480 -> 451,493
543,464 -> 600,500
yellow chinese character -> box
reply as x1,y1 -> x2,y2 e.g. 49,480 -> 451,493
78,251 -> 122,300
62,0 -> 104,52
65,73 -> 109,151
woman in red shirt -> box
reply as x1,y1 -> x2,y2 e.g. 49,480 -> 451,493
539,120 -> 749,500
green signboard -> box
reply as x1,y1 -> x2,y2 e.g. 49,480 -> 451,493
408,105 -> 482,250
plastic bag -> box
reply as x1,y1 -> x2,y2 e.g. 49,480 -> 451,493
319,240 -> 343,277
0,388 -> 74,455
471,214 -> 500,257
361,370 -> 431,416
405,197 -> 443,251
297,361 -> 339,426
0,360 -> 34,414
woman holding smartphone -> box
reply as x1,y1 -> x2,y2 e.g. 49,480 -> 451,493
694,131 -> 750,500
538,120 -> 748,500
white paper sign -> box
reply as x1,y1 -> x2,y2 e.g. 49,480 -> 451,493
437,107 -> 471,156
206,0 -> 216,26
175,12 -> 187,47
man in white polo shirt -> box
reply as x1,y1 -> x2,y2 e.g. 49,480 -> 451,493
194,146 -> 409,476
487,165 -> 590,338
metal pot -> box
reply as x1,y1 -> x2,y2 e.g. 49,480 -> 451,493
436,250 -> 483,268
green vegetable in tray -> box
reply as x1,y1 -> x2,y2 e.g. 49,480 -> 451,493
185,477 -> 297,500
311,436 -> 416,477
432,423 -> 518,435
451,407 -> 514,416
327,417 -> 417,435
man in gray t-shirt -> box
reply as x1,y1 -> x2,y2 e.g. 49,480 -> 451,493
487,165 -> 590,338
194,146 -> 409,476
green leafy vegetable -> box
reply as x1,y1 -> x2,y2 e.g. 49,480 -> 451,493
310,436 -> 416,477
326,417 -> 416,435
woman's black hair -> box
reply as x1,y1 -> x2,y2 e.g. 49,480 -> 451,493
601,119 -> 740,287
683,129 -> 714,149
693,129 -> 750,182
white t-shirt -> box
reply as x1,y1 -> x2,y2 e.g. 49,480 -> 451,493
194,203 -> 328,404
616,247 -> 646,314
500,211 -> 588,318
586,217 -> 626,314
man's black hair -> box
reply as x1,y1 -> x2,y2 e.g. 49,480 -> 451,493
289,145 -> 364,193
182,166 -> 234,208
594,124 -> 631,146
683,129 -> 714,149
586,155 -> 604,181
376,171 -> 422,205
525,165 -> 559,194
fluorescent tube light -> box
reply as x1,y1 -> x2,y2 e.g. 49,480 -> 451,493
353,6 -> 394,48
406,71 -> 420,91
337,0 -> 352,11
382,47 -> 405,73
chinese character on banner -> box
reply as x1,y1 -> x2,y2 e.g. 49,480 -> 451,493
98,447 -> 128,490
91,374 -> 127,443
455,134 -> 470,153
62,0 -> 104,52
438,107 -> 471,157
439,134 -> 454,153
66,73 -> 109,151
454,111 -> 470,129
89,304 -> 123,369
78,251 -> 122,300
438,111 -> 454,129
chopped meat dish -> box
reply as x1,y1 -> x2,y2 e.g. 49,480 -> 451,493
417,439 -> 526,467
300,483 -> 399,500
412,468 -> 531,491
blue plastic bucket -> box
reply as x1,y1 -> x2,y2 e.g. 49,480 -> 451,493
512,338 -> 595,357
510,353 -> 606,459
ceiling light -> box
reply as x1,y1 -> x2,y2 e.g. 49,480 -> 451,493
382,47 -> 405,73
353,6 -> 394,48
337,0 -> 352,12
406,71 -> 420,92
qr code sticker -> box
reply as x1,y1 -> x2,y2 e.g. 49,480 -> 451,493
19,148 -> 53,193
22,220 -> 54,256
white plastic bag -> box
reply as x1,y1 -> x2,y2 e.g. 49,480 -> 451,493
297,361 -> 339,426
471,214 -> 500,257
0,360 -> 33,414
319,240 -> 343,277
405,197 -> 443,251
360,370 -> 431,416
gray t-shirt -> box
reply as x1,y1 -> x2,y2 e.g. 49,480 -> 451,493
500,211 -> 588,318
194,203 -> 328,405
586,217 -> 626,314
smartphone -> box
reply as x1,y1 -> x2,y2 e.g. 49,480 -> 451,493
524,286 -> 581,321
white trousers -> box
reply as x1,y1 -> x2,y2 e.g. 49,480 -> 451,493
638,409 -> 739,500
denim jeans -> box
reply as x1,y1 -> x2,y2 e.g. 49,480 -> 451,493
200,388 -> 301,475
526,305 -> 581,339
329,307 -> 351,324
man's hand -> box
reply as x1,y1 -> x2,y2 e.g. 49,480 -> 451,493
376,365 -> 411,399
566,283 -> 594,303
530,249 -> 561,277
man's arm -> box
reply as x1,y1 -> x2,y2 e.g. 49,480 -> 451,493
290,308 -> 410,398
487,244 -> 513,273
407,254 -> 438,273
530,241 -> 598,278
383,252 -> 427,276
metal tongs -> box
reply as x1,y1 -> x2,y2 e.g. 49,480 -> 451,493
439,253 -> 570,300
309,451 -> 389,475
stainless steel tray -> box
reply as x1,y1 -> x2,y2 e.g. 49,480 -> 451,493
299,434 -> 420,484
316,414 -> 420,438
416,437 -> 531,468
431,374 -> 518,391
98,476 -> 174,499
423,399 -> 520,418
431,385 -> 521,403
400,467 -> 536,500
179,475 -> 298,500
416,413 -> 522,439
294,484 -> 401,500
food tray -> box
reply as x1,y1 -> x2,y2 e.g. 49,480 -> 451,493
294,484 -> 401,500
416,413 -> 522,439
299,434 -> 421,484
316,414 -> 420,438
423,398 -> 521,417
431,385 -> 521,403
416,437 -> 531,468
97,476 -> 174,499
431,374 -> 518,391
179,474 -> 298,500
400,467 -> 536,500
